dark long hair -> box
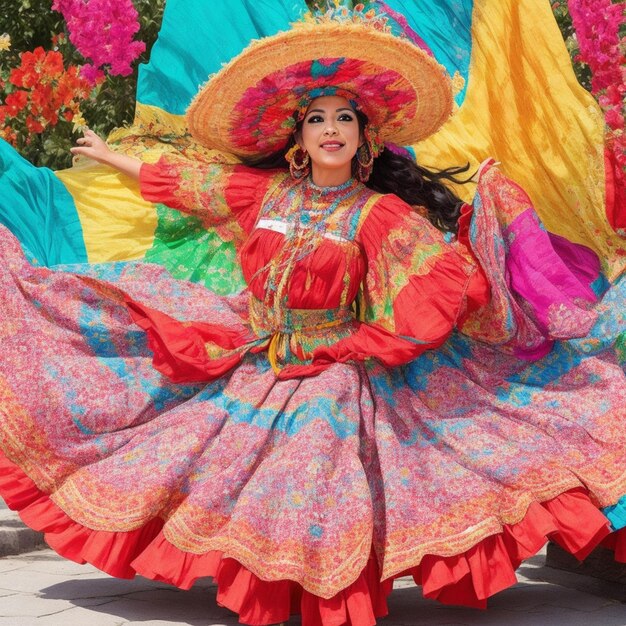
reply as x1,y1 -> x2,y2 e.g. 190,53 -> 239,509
245,111 -> 472,233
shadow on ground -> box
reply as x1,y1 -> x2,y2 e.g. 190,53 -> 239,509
33,567 -> 626,626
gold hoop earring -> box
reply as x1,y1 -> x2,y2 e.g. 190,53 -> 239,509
286,144 -> 310,180
356,142 -> 374,182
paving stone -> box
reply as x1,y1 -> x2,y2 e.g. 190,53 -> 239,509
547,542 -> 626,585
0,618 -> 47,626
0,592 -> 99,618
0,508 -> 46,558
0,569 -> 121,595
29,558 -> 122,577
134,622 -> 231,626
67,595 -> 237,624
2,548 -> 626,625
488,582 -> 617,612
386,592 -> 626,626
36,606 -> 129,626
38,575 -> 170,600
0,558 -> 29,574
0,525 -> 46,558
519,558 -> 626,604
393,576 -> 416,590
0,570 -> 63,595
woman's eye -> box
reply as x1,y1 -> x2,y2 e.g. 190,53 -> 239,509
305,113 -> 354,123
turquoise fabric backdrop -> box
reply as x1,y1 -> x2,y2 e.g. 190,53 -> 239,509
136,0 -> 474,114
0,139 -> 87,265
381,0 -> 473,105
137,0 -> 308,114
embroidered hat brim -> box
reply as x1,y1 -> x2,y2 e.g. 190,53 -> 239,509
186,21 -> 454,158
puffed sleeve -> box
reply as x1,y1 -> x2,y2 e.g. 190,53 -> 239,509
295,194 -> 490,372
139,156 -> 281,234
458,160 -> 600,359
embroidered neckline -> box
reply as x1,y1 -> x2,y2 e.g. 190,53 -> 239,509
304,176 -> 360,196
301,176 -> 363,220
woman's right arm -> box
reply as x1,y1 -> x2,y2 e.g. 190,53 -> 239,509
70,129 -> 142,180
71,129 -> 280,231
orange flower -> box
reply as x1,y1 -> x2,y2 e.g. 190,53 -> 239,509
0,125 -> 17,146
2,44 -> 96,139
3,90 -> 28,116
25,115 -> 45,133
46,110 -> 60,126
30,84 -> 53,108
9,47 -> 65,88
56,74 -> 77,106
39,99 -> 60,126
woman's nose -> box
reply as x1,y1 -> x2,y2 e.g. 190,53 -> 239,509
323,123 -> 338,135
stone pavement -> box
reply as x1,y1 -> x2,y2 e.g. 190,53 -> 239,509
0,499 -> 45,558
2,500 -> 626,625
1,547 -> 626,626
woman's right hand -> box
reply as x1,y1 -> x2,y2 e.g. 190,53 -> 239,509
69,128 -> 142,181
70,129 -> 112,163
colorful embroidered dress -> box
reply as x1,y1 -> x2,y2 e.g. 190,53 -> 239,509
1,152 -> 626,626
128,158 -> 488,382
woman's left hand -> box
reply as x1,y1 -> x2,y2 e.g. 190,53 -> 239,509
471,158 -> 500,183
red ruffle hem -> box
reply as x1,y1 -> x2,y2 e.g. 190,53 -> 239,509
601,528 -> 626,561
0,451 -> 619,626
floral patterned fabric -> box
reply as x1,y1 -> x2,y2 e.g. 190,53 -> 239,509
133,158 -> 489,380
1,159 -> 625,624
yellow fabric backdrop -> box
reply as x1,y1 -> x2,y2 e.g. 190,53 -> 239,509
415,0 -> 625,280
53,0 -> 625,277
56,163 -> 157,263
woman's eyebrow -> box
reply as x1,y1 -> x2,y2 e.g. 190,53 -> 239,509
306,107 -> 354,115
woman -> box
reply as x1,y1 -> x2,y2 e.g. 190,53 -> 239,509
1,6 -> 625,626
70,93 -> 488,381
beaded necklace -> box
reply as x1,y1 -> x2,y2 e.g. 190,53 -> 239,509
258,175 -> 364,326
298,176 -> 362,229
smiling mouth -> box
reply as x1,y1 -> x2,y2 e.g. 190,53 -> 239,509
320,142 -> 345,150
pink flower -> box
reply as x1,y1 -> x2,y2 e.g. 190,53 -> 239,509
567,0 -> 625,133
52,0 -> 146,77
605,107 -> 624,131
80,63 -> 105,86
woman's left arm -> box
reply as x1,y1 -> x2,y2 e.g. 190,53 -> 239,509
277,195 -> 490,378
458,160 -> 600,356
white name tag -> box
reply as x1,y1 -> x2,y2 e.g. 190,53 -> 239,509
256,219 -> 349,243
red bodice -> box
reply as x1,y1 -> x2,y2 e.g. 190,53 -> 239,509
134,159 -> 489,380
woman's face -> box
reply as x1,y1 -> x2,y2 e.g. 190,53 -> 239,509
297,95 -> 362,186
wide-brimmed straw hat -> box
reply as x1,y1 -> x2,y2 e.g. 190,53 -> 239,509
186,4 -> 455,159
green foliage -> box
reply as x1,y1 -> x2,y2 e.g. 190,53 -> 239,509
550,1 -> 592,92
0,0 -> 66,59
0,0 -> 164,169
